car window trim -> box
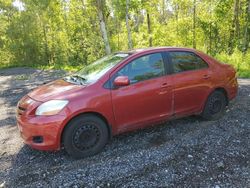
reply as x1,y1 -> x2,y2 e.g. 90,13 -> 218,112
166,51 -> 209,75
162,51 -> 172,75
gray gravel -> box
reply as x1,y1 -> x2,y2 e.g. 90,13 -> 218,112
0,67 -> 249,187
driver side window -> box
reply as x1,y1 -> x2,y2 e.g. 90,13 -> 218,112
117,53 -> 164,84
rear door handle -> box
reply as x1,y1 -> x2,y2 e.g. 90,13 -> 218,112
160,83 -> 169,94
203,75 -> 211,79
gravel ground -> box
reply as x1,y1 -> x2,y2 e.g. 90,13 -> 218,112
0,67 -> 249,188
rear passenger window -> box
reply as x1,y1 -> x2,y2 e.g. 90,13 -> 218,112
169,52 -> 208,73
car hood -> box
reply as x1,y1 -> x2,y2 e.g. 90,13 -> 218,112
28,79 -> 85,102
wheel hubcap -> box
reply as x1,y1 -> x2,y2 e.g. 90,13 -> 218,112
210,98 -> 222,114
73,124 -> 100,150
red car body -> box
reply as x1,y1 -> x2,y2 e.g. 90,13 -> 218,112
16,47 -> 238,151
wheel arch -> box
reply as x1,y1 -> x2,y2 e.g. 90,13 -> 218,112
213,87 -> 229,105
203,87 -> 229,111
60,111 -> 112,146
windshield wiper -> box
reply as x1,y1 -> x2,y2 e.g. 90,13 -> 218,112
66,75 -> 86,85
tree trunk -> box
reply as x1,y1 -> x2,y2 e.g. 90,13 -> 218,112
133,12 -> 140,32
208,22 -> 212,54
115,12 -> 120,50
161,0 -> 166,23
208,0 -> 212,55
192,0 -> 196,49
81,0 -> 86,10
175,3 -> 179,46
42,24 -> 50,65
147,12 -> 152,47
96,0 -> 111,55
228,0 -> 240,54
126,0 -> 133,49
243,0 -> 250,54
163,0 -> 165,16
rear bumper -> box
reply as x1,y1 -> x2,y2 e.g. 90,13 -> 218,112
17,114 -> 66,151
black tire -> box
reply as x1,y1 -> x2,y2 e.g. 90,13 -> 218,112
202,90 -> 227,120
63,114 -> 109,159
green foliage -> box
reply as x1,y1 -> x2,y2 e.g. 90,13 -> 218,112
215,50 -> 250,78
0,0 -> 249,77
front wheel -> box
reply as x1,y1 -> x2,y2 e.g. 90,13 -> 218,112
63,114 -> 109,159
202,91 -> 227,120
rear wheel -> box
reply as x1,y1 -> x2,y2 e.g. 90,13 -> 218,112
63,114 -> 109,159
202,90 -> 227,120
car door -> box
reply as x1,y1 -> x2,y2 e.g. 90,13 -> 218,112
111,52 -> 173,133
167,51 -> 212,116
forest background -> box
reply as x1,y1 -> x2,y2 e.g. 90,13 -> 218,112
0,0 -> 250,77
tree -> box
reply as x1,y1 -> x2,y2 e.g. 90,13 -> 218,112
0,0 -> 250,78
146,11 -> 152,47
243,0 -> 250,53
125,0 -> 133,49
96,0 -> 111,54
193,0 -> 196,49
228,0 -> 240,54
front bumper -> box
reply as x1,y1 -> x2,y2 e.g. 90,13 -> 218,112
17,114 -> 67,151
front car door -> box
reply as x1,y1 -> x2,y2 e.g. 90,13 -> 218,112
167,51 -> 212,117
111,52 -> 173,133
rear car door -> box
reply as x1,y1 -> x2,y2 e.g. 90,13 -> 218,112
167,51 -> 212,116
111,52 -> 173,132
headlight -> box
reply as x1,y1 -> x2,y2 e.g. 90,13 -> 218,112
35,100 -> 68,116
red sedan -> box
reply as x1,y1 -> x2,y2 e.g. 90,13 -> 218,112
16,47 -> 238,158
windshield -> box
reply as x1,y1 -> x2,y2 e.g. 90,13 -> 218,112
65,53 -> 130,85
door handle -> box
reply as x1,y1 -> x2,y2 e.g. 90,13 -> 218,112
203,75 -> 211,79
161,83 -> 169,88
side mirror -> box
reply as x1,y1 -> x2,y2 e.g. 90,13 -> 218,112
114,76 -> 130,87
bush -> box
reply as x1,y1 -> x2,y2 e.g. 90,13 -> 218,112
215,50 -> 250,78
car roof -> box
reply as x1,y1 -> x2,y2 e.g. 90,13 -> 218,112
116,47 -> 197,55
